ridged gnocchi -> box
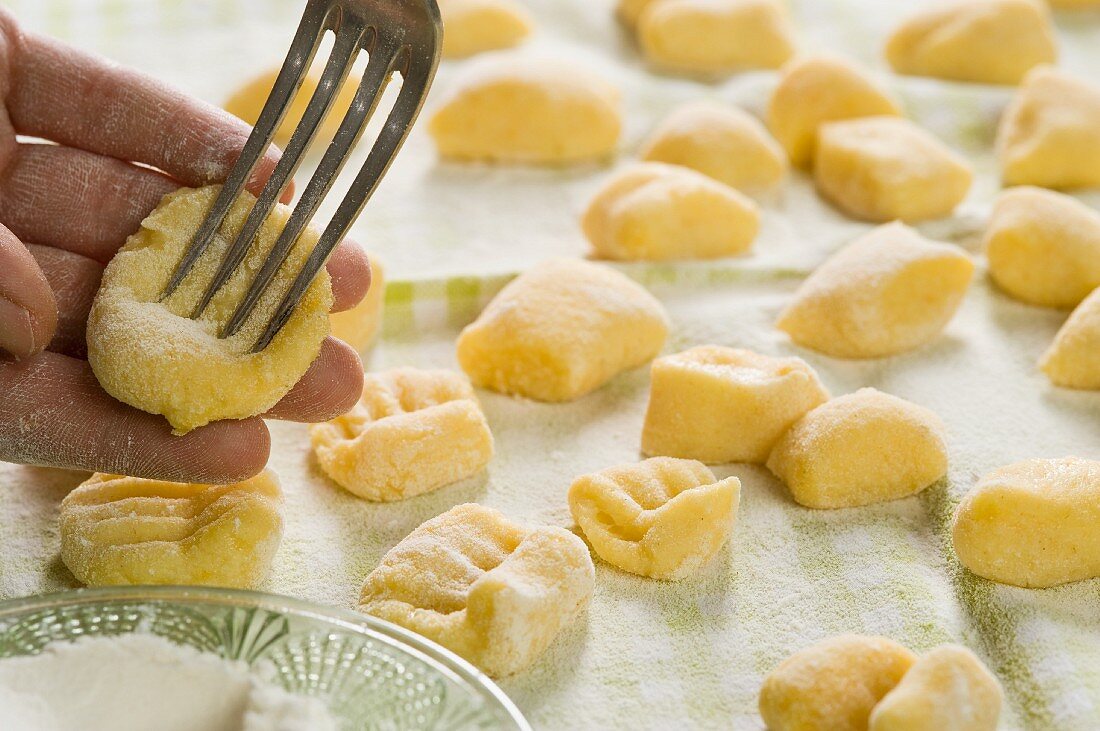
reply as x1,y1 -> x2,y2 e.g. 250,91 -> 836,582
60,471 -> 283,588
439,0 -> 533,59
329,254 -> 385,351
568,457 -> 740,579
359,503 -> 595,676
310,368 -> 494,502
1040,289 -> 1100,390
642,346 -> 830,464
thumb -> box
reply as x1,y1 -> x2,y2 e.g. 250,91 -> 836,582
0,223 -> 57,358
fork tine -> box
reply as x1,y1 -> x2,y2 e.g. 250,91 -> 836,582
190,20 -> 369,319
250,50 -> 438,353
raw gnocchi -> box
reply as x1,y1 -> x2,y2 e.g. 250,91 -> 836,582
60,471 -> 283,588
310,368 -> 493,502
885,0 -> 1057,86
641,346 -> 830,464
640,102 -> 788,191
568,457 -> 740,579
1040,288 -> 1100,390
776,223 -> 974,359
616,0 -> 658,28
359,503 -> 595,676
439,0 -> 533,59
581,162 -> 760,261
767,55 -> 902,168
429,57 -> 622,164
224,69 -> 358,147
953,458 -> 1100,587
329,254 -> 385,351
814,116 -> 973,223
766,388 -> 949,509
456,258 -> 669,401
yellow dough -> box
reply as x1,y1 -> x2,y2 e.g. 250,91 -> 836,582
767,54 -> 903,169
885,0 -> 1057,86
766,388 -> 949,509
637,0 -> 796,76
952,458 -> 1100,587
641,346 -> 830,464
439,0 -> 533,59
617,0 -> 660,27
60,471 -> 283,589
870,645 -> 1003,731
984,187 -> 1100,309
1047,0 -> 1100,6
87,186 -> 332,434
456,258 -> 669,402
582,163 -> 760,261
640,102 -> 788,191
759,635 -> 917,731
224,68 -> 359,147
429,56 -> 622,164
1040,288 -> 1100,389
997,66 -> 1100,190
814,117 -> 973,223
359,503 -> 595,676
329,255 -> 385,351
568,457 -> 740,579
777,223 -> 974,359
311,368 -> 493,502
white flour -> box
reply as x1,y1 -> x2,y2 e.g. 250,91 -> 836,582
0,634 -> 337,731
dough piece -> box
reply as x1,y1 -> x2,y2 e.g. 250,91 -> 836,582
776,223 -> 974,359
766,388 -> 949,509
953,458 -> 1100,587
997,66 -> 1100,190
640,102 -> 788,191
568,457 -> 740,579
637,0 -> 796,76
617,0 -> 660,28
984,187 -> 1100,308
870,645 -> 1003,731
87,186 -> 332,434
330,254 -> 385,351
60,471 -> 283,588
641,346 -> 829,464
440,0 -> 533,59
359,503 -> 595,676
1048,0 -> 1100,6
582,163 -> 760,261
310,368 -> 493,502
759,635 -> 917,731
885,0 -> 1057,86
814,117 -> 973,223
429,57 -> 622,164
225,69 -> 359,147
456,258 -> 669,401
767,55 -> 903,168
1040,288 -> 1100,389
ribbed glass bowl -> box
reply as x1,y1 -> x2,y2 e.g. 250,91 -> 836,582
0,586 -> 530,731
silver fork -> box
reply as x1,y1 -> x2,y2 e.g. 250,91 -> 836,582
160,0 -> 442,352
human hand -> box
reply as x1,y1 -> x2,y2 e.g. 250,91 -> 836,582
0,10 -> 368,483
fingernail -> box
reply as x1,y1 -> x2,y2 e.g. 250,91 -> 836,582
0,296 -> 36,359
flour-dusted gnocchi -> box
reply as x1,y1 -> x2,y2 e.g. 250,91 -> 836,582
776,223 -> 974,359
439,0 -> 533,59
814,117 -> 973,223
997,66 -> 1100,190
870,645 -> 1003,731
759,635 -> 917,731
224,69 -> 358,147
1040,289 -> 1100,390
766,389 -> 949,509
568,457 -> 740,579
359,504 -> 595,676
310,368 -> 493,502
429,56 -> 622,164
582,163 -> 760,261
640,102 -> 788,191
642,346 -> 829,464
953,458 -> 1100,587
767,55 -> 902,168
637,0 -> 796,76
456,258 -> 669,401
885,0 -> 1057,86
60,471 -> 283,588
329,254 -> 385,351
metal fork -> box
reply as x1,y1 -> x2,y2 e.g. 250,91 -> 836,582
160,0 -> 442,352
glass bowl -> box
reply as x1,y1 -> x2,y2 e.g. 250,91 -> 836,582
0,586 -> 530,731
